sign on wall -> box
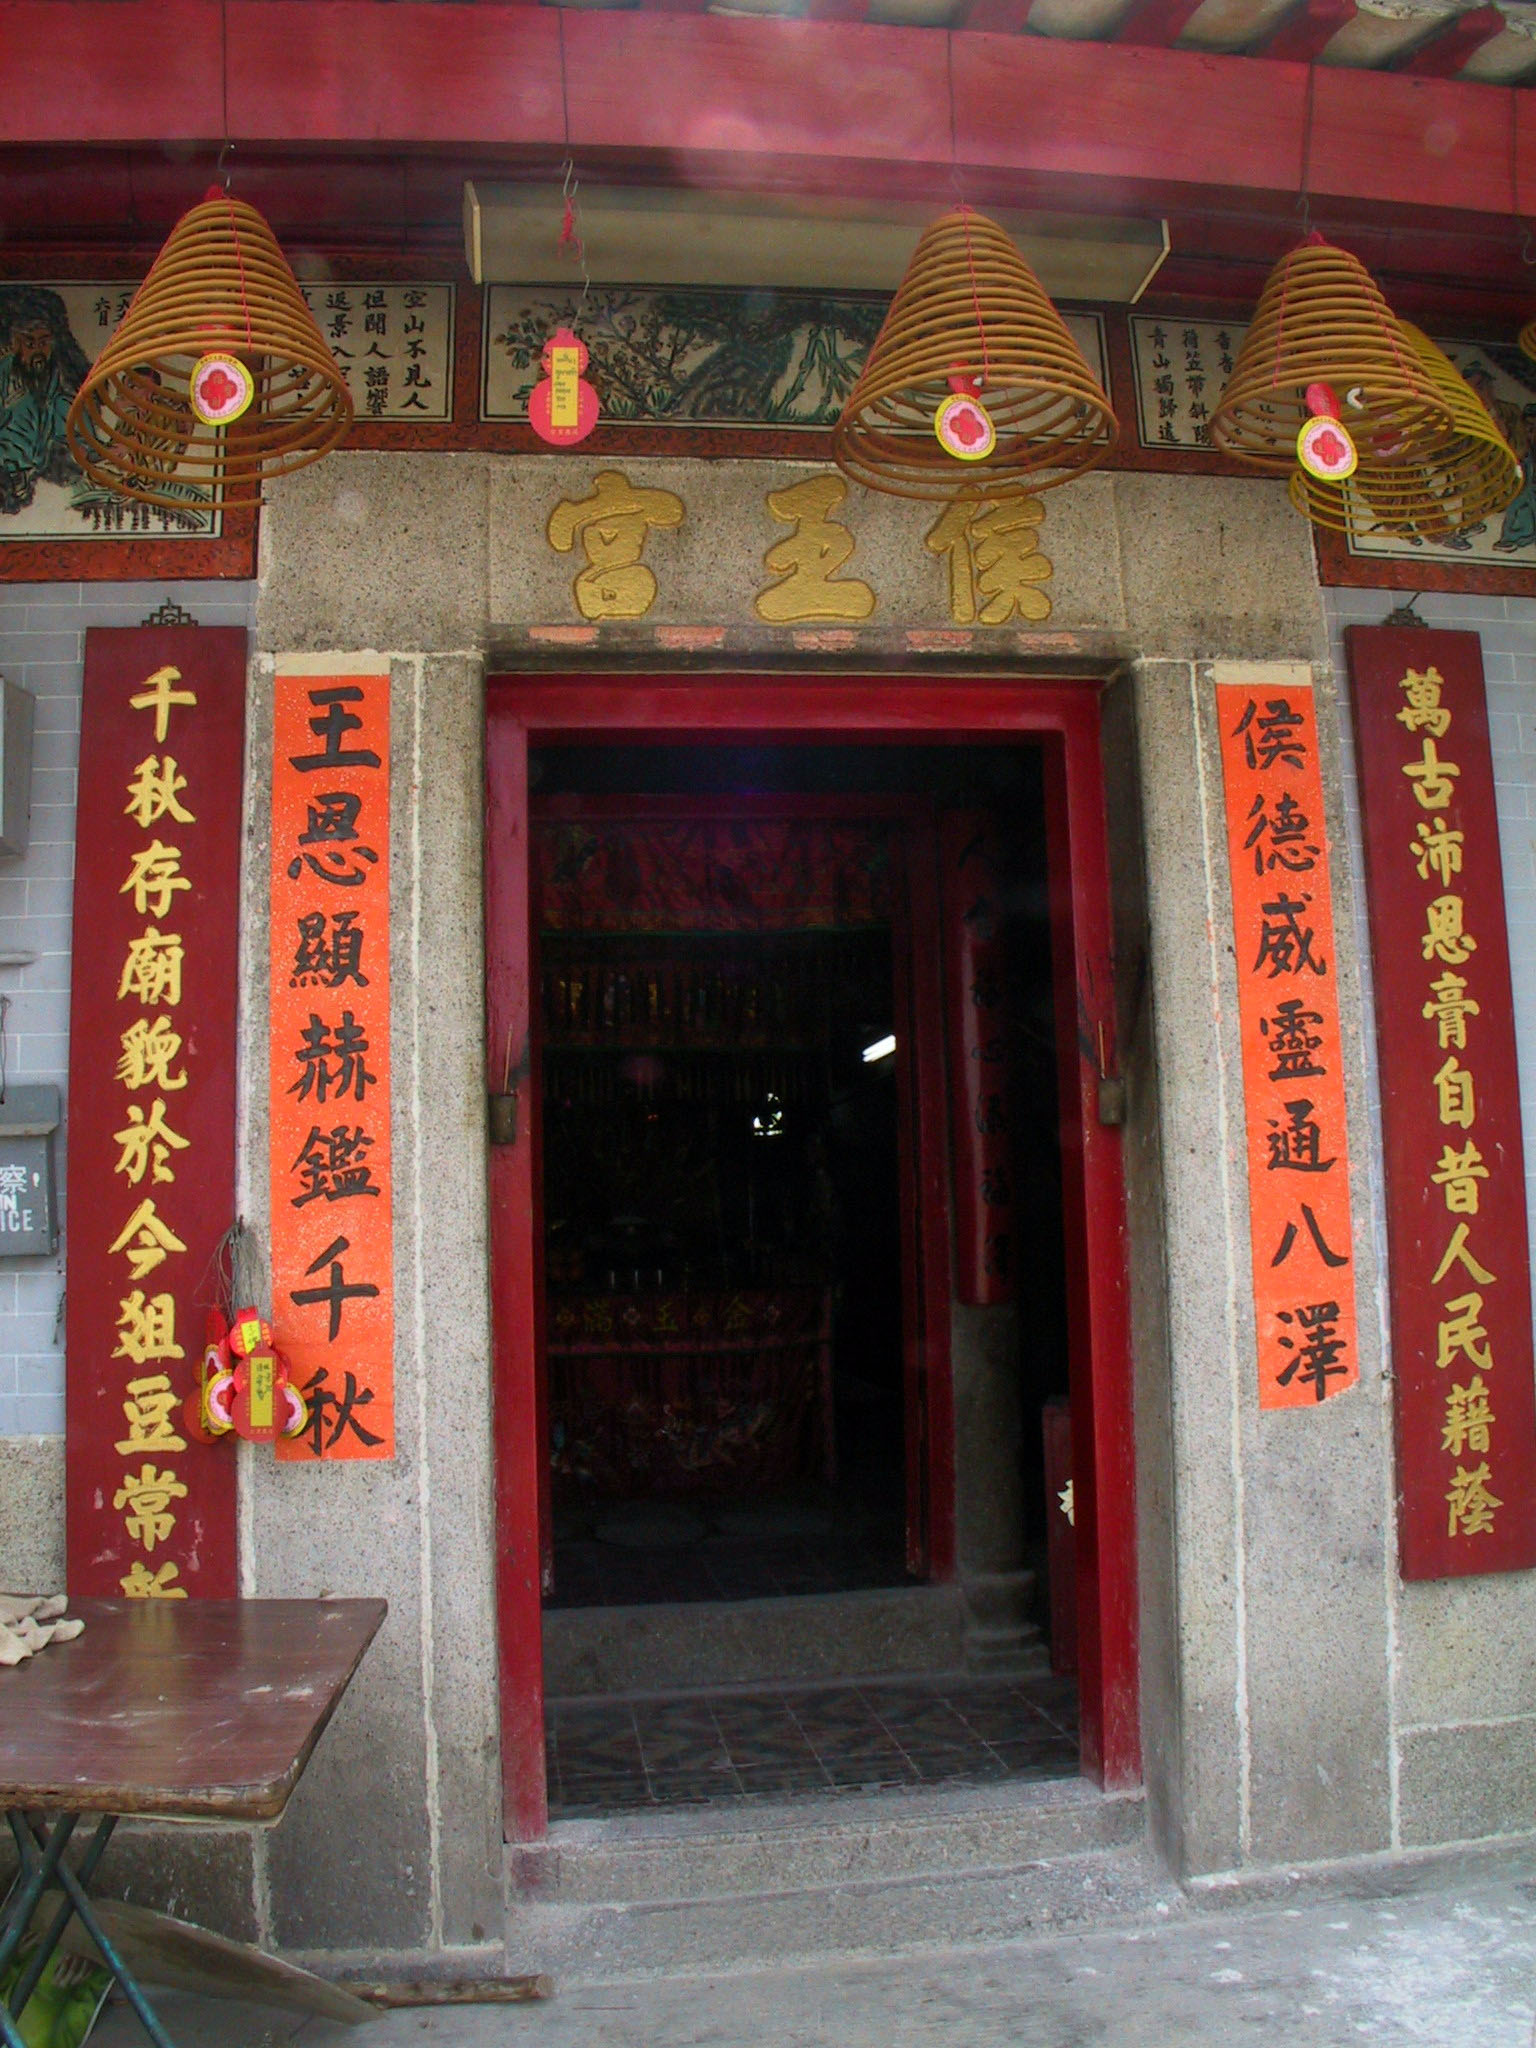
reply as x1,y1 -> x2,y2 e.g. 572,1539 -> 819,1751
299,284 -> 453,422
1128,314 -> 1241,452
269,661 -> 395,1461
484,285 -> 1107,433
66,625 -> 245,1597
1215,673 -> 1360,1409
0,280 -> 450,559
1347,625 -> 1536,1578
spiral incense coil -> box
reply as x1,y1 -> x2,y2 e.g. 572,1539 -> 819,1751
1210,240 -> 1450,476
66,189 -> 353,510
1288,323 -> 1520,541
832,207 -> 1119,501
1520,318 -> 1536,366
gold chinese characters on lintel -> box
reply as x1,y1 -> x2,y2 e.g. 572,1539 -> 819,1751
539,469 -> 1054,626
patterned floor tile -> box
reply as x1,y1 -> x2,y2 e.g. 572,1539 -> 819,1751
545,1672 -> 1078,1818
732,1761 -> 834,1799
821,1754 -> 920,1790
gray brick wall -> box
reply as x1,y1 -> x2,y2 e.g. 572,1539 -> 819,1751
0,582 -> 255,1434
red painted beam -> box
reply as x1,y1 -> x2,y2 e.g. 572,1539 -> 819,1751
561,12 -> 953,169
226,0 -> 565,148
0,1 -> 1524,235
0,0 -> 222,141
1307,62 -> 1509,215
1257,0 -> 1356,63
1113,0 -> 1207,47
1395,2 -> 1506,76
951,0 -> 1035,27
951,33 -> 1307,199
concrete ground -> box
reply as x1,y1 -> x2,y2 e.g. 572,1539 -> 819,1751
90,1856 -> 1536,2048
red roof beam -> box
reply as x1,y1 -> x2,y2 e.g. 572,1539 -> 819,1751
951,0 -> 1036,31
1113,0 -> 1209,46
1395,2 -> 1507,76
1257,0 -> 1357,62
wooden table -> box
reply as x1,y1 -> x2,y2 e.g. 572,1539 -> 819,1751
0,1598 -> 385,2048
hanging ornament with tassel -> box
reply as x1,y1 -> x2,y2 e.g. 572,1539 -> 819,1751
66,187 -> 353,509
529,164 -> 600,447
833,205 -> 1118,501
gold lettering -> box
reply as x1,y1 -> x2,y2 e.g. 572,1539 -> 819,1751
129,666 -> 196,743
546,471 -> 685,621
754,475 -> 876,624
124,755 -> 194,828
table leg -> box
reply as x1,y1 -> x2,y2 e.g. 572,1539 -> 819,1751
3,1813 -> 177,2048
6,1815 -> 115,2023
1,1811 -> 79,2048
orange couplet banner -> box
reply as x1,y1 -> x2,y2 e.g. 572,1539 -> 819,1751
1216,679 -> 1358,1410
270,664 -> 394,1461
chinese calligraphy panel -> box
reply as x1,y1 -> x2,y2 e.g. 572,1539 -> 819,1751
66,626 -> 245,1596
299,284 -> 453,423
1347,625 -> 1536,1578
1216,675 -> 1359,1411
270,663 -> 395,1462
1129,316 -> 1245,452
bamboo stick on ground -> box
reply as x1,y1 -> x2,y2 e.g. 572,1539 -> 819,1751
351,1977 -> 555,2006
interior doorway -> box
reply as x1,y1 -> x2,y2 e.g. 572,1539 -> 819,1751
487,677 -> 1137,1842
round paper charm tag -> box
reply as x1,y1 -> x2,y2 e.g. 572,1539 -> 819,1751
936,392 -> 996,462
1297,413 -> 1358,482
204,1370 -> 238,1435
190,352 -> 254,427
280,1381 -> 310,1441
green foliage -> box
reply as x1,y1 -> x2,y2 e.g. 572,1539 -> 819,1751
492,285 -> 886,426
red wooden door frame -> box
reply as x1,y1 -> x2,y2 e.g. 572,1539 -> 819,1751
486,672 -> 1140,1841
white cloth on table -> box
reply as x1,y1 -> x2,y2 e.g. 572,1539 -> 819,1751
0,1592 -> 83,1666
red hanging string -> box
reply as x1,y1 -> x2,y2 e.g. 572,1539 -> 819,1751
958,203 -> 991,390
221,190 -> 254,349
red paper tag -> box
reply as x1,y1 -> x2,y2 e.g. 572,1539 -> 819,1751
530,327 -> 600,446
231,1349 -> 283,1442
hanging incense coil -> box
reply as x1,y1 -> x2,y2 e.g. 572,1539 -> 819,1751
1287,324 -> 1520,541
66,189 -> 353,510
1211,240 -> 1450,476
832,207 -> 1118,501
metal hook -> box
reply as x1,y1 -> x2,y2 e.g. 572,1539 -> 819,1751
1522,224 -> 1536,268
216,137 -> 233,192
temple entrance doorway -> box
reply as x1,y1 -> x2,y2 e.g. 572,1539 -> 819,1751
487,679 -> 1137,1842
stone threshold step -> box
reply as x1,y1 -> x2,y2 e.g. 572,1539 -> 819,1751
505,1836 -> 1173,1982
517,1777 -> 1142,1904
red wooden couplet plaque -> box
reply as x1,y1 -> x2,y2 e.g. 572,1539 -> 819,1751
1347,625 -> 1536,1580
66,627 -> 245,1599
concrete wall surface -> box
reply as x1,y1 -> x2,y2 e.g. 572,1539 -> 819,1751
1324,587 -> 1536,1858
7,458 -> 1536,1958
